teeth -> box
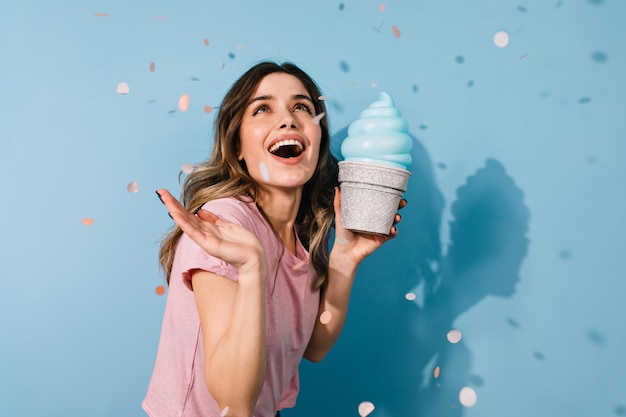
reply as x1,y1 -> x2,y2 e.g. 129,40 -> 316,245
269,139 -> 304,154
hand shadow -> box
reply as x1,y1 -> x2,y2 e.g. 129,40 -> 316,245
291,130 -> 529,417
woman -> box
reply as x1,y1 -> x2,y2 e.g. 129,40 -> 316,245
143,61 -> 405,417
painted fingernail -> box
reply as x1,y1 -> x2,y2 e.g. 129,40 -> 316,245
156,190 -> 164,204
168,212 -> 173,219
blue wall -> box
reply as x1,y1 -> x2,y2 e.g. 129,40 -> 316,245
1,1 -> 625,416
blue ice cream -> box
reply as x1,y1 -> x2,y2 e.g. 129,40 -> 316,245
340,92 -> 412,170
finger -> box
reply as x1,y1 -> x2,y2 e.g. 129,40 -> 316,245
156,189 -> 186,216
398,198 -> 407,210
392,213 -> 402,226
333,187 -> 344,229
196,208 -> 220,224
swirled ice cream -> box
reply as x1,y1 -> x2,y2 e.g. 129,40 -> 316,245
340,92 -> 412,169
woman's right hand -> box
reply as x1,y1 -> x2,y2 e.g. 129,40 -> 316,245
156,189 -> 267,277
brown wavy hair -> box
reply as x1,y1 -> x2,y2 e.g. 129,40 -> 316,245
159,61 -> 338,290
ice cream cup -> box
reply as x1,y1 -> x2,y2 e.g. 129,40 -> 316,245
338,161 -> 410,235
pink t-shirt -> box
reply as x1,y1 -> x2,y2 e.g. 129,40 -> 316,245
143,197 -> 320,417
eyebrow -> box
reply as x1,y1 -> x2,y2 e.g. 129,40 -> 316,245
247,93 -> 314,107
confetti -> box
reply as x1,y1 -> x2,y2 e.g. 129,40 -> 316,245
236,44 -> 245,49
447,329 -> 462,343
82,218 -> 94,226
312,112 -> 325,125
371,82 -> 378,89
379,3 -> 386,12
405,292 -> 416,301
459,387 -> 477,407
494,31 -> 509,48
320,311 -> 332,325
155,285 -> 166,296
116,82 -> 130,95
579,97 -> 591,104
358,401 -> 375,417
391,25 -> 401,38
178,93 -> 190,112
149,62 -> 156,72
318,95 -> 328,100
181,163 -> 194,174
127,181 -> 139,193
204,38 -> 210,46
203,105 -> 214,113
519,53 -> 528,60
434,366 -> 440,378
259,161 -> 270,181
155,16 -> 166,20
455,55 -> 465,64
220,406 -> 229,417
591,50 -> 608,63
95,13 -> 110,17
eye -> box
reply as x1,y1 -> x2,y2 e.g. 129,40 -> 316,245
252,104 -> 270,115
294,103 -> 312,114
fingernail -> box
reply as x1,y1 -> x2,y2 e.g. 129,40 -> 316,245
168,212 -> 173,219
155,190 -> 164,204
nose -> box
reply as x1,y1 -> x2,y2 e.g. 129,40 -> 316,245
278,110 -> 297,129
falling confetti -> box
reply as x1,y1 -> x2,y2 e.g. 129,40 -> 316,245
204,38 -> 210,46
459,387 -> 477,407
149,62 -> 156,72
339,61 -> 350,72
181,163 -> 194,174
203,105 -> 213,113
155,285 -> 166,296
339,3 -> 345,11
391,25 -> 401,38
82,218 -> 94,226
467,80 -> 475,87
220,406 -> 229,417
116,82 -> 130,95
494,31 -> 510,48
405,292 -> 417,301
259,161 -> 270,181
591,50 -> 608,63
371,82 -> 378,89
518,6 -> 528,12
358,401 -> 375,417
318,95 -> 328,100
579,97 -> 591,104
127,181 -> 139,193
320,311 -> 332,325
447,329 -> 462,343
379,3 -> 386,12
434,366 -> 441,378
95,13 -> 110,17
155,16 -> 166,20
312,112 -> 325,125
178,93 -> 190,112
455,55 -> 465,64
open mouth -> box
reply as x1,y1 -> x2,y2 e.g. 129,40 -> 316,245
268,139 -> 305,158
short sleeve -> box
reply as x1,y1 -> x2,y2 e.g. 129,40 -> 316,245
172,198 -> 256,287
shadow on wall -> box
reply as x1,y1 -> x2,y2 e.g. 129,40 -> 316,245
292,129 -> 530,417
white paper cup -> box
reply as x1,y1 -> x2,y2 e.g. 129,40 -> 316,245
338,161 -> 410,235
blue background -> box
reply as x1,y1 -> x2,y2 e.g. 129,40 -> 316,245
1,1 -> 625,416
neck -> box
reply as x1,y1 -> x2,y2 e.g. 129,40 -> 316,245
255,187 -> 302,255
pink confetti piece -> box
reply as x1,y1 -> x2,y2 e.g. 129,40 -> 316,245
312,112 -> 325,125
320,311 -> 332,325
405,292 -> 417,301
459,387 -> 477,407
371,82 -> 378,89
236,44 -> 245,49
82,218 -> 94,226
493,31 -> 509,47
116,82 -> 130,95
149,62 -> 156,72
434,366 -> 441,378
95,13 -> 110,17
181,163 -> 194,174
204,38 -> 210,46
155,15 -> 166,20
379,3 -> 386,12
392,25 -> 401,38
318,95 -> 328,100
127,181 -> 139,193
447,329 -> 462,343
203,105 -> 213,113
358,401 -> 375,417
178,93 -> 190,112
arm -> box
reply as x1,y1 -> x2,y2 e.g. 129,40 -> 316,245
157,190 -> 267,417
303,188 -> 406,362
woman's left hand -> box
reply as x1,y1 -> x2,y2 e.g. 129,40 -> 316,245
331,186 -> 407,266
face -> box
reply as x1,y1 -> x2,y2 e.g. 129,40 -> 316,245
238,72 -> 322,195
